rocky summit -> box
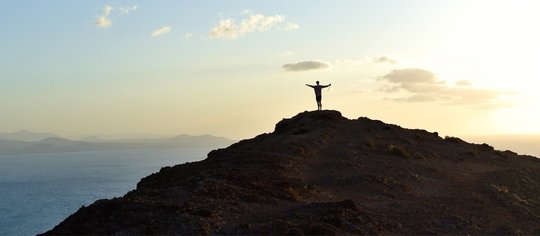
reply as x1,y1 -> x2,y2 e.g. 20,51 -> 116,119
44,110 -> 540,235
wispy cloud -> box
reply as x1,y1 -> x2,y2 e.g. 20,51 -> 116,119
455,80 -> 472,86
277,51 -> 294,57
209,12 -> 298,39
283,22 -> 299,31
151,26 -> 172,37
323,55 -> 399,68
373,56 -> 397,64
282,61 -> 330,72
184,33 -> 194,39
95,4 -> 113,28
241,9 -> 252,15
94,4 -> 137,29
378,68 -> 514,108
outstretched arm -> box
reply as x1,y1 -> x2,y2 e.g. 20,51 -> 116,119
321,84 -> 331,88
306,84 -> 314,88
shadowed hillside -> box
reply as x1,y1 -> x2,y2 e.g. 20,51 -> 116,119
44,110 -> 540,235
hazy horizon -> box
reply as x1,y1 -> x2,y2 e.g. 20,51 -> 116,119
0,129 -> 231,141
3,119 -> 540,143
2,1 -> 539,141
1,123 -> 539,158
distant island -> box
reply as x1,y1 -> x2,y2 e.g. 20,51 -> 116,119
0,131 -> 234,155
44,110 -> 540,235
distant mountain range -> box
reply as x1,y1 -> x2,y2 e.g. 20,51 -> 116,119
0,130 -> 59,142
0,131 -> 234,155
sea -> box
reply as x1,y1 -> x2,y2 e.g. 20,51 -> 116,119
0,147 -> 217,236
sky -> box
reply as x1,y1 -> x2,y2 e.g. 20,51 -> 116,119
1,0 -> 539,140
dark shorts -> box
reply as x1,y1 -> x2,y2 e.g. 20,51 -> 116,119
316,95 -> 321,102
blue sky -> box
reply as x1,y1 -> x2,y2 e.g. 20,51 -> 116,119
1,1 -> 539,139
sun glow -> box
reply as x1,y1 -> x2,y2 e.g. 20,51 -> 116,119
427,1 -> 540,90
420,1 -> 540,134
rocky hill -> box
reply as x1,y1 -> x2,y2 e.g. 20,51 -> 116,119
44,110 -> 540,235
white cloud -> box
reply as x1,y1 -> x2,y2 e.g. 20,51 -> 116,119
96,16 -> 112,28
184,33 -> 194,39
241,14 -> 285,32
94,4 -> 138,29
284,22 -> 299,31
151,26 -> 172,37
95,4 -> 113,28
209,13 -> 286,39
118,5 -> 137,15
209,19 -> 238,39
282,61 -> 330,72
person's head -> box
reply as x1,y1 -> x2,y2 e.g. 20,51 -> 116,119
316,81 -> 320,85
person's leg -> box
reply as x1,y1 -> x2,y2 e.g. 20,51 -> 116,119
316,96 -> 322,110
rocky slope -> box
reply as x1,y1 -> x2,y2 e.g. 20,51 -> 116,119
44,110 -> 540,235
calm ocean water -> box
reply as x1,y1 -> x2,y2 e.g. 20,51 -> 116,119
0,147 -> 216,236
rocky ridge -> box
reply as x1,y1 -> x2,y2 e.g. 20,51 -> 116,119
44,110 -> 540,235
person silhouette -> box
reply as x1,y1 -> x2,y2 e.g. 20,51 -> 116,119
306,81 -> 331,110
